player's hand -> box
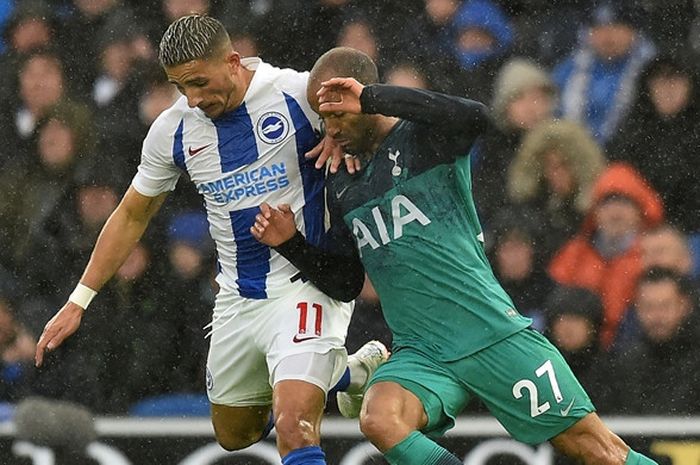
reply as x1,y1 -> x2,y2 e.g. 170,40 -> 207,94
35,302 -> 85,367
317,77 -> 364,115
305,135 -> 361,174
250,202 -> 298,247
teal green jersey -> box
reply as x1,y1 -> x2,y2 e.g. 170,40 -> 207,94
327,85 -> 531,361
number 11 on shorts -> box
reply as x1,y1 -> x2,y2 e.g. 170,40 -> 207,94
293,302 -> 323,343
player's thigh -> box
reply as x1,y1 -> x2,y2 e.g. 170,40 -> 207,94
363,381 -> 428,429
456,328 -> 595,445
262,281 -> 353,390
210,402 -> 272,447
367,348 -> 471,438
206,292 -> 273,408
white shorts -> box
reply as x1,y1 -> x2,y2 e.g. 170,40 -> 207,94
205,279 -> 354,406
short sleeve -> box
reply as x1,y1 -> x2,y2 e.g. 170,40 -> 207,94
131,116 -> 181,197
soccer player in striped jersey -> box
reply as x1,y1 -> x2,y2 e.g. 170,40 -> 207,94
34,16 -> 387,465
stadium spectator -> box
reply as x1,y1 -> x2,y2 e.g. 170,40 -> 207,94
609,267 -> 700,414
438,0 -> 514,102
552,0 -> 656,146
0,298 -> 35,403
548,163 -> 664,348
384,61 -> 429,89
257,0 -> 362,71
90,242 -> 164,412
486,206 -> 552,330
0,1 -> 55,107
387,0 -> 462,83
501,0 -> 588,66
614,224 -> 698,351
543,286 -> 613,412
472,57 -> 556,224
0,50 -> 89,159
0,103 -> 94,271
640,225 -> 695,277
508,119 -> 606,255
336,16 -> 382,69
127,212 -> 216,404
57,0 -> 140,96
607,52 -> 700,233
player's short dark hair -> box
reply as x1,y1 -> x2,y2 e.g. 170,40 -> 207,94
158,14 -> 230,67
310,47 -> 379,86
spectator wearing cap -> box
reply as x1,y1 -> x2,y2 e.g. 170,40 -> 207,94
609,267 -> 700,414
548,163 -> 664,349
607,52 -> 700,233
552,0 -> 656,147
436,0 -> 513,102
472,57 -> 557,224
543,286 -> 613,412
508,119 -> 606,255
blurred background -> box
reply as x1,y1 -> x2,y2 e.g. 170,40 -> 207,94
0,0 -> 699,462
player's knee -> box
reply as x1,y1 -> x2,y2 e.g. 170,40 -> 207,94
555,424 -> 628,465
360,406 -> 399,444
274,411 -> 316,449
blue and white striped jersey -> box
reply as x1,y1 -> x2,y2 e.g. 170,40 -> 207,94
132,58 -> 325,299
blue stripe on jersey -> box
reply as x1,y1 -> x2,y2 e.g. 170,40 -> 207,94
284,93 -> 325,247
213,103 -> 259,172
173,119 -> 186,171
230,207 -> 269,299
215,103 -> 266,298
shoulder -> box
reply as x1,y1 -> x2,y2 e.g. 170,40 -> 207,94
248,59 -> 308,95
142,97 -> 194,156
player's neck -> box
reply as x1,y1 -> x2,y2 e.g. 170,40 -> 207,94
224,67 -> 255,113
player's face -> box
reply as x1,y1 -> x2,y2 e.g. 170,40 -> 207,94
320,111 -> 375,156
165,50 -> 242,118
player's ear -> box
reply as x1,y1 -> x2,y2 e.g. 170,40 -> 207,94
226,50 -> 241,72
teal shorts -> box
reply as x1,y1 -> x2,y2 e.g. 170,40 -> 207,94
367,328 -> 595,444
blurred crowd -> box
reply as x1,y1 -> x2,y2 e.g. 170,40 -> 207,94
0,0 -> 700,418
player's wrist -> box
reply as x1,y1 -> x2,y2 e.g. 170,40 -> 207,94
68,283 -> 98,310
274,230 -> 305,253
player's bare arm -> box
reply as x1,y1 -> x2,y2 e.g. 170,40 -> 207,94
35,187 -> 168,366
316,77 -> 364,115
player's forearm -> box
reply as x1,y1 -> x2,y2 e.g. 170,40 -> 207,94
360,84 -> 491,137
78,188 -> 165,292
275,232 -> 365,302
79,210 -> 148,291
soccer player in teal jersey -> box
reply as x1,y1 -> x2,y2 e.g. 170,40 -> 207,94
250,47 -> 658,465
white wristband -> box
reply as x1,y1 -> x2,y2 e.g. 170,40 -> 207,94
68,283 -> 98,310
